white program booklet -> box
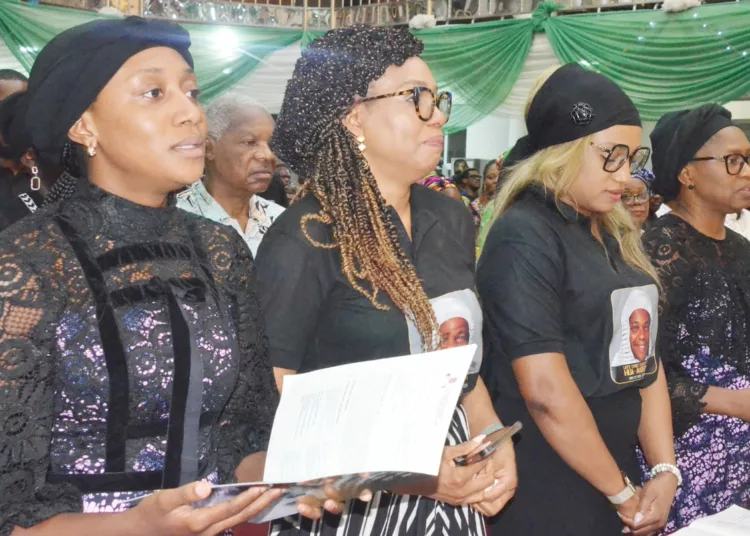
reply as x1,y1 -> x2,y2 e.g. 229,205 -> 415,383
674,506 -> 750,536
126,345 -> 475,523
264,344 -> 475,482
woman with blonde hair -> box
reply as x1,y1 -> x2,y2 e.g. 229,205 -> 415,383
477,64 -> 678,536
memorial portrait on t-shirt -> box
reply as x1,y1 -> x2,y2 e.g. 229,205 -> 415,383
609,285 -> 659,384
407,288 -> 482,395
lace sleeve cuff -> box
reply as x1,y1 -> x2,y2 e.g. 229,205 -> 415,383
668,375 -> 709,437
0,483 -> 82,536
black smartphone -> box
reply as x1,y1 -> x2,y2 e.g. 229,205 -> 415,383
454,421 -> 523,467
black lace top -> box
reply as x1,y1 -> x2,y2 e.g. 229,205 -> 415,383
0,180 -> 278,534
643,214 -> 750,436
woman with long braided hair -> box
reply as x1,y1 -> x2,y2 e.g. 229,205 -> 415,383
255,25 -> 517,536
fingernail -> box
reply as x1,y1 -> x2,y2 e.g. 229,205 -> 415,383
622,528 -> 630,534
196,481 -> 211,497
472,434 -> 487,443
634,512 -> 644,526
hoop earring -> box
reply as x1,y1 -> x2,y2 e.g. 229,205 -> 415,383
356,136 -> 366,152
30,166 -> 41,191
87,145 -> 97,157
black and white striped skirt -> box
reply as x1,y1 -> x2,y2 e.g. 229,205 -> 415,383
270,405 -> 486,536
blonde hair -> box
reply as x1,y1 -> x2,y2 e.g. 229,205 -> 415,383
492,69 -> 659,283
523,65 -> 560,118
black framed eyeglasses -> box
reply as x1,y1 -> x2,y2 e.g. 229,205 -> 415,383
360,87 -> 452,122
590,142 -> 651,174
690,154 -> 749,176
621,191 -> 650,206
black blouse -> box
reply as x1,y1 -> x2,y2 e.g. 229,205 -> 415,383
256,184 -> 488,536
255,184 -> 476,374
0,181 -> 278,534
478,187 -> 660,401
643,214 -> 750,436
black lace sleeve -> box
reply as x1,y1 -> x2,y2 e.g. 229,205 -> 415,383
214,232 -> 279,483
643,224 -> 708,436
0,243 -> 81,535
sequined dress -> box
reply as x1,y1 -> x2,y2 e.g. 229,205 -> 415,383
640,214 -> 750,532
0,181 -> 278,535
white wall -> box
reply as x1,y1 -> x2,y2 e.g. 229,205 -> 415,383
641,121 -> 656,149
464,114 -> 527,160
725,100 -> 750,120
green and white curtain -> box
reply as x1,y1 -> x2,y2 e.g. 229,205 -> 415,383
1,0 -> 749,133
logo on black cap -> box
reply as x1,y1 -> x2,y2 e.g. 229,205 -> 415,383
571,102 -> 595,126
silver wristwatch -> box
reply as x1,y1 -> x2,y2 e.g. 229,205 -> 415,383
607,473 -> 637,505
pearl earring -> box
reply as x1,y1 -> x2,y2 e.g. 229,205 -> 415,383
87,146 -> 97,157
356,136 -> 366,152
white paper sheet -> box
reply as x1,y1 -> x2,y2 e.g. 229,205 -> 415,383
674,506 -> 750,536
123,346 -> 474,524
263,345 -> 475,483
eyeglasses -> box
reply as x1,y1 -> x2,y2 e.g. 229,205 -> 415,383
590,142 -> 651,174
690,154 -> 749,176
360,87 -> 452,122
621,191 -> 650,206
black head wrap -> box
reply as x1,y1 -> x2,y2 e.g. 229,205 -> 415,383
0,90 -> 31,161
650,104 -> 735,203
271,25 -> 423,177
25,16 -> 193,163
508,63 -> 641,164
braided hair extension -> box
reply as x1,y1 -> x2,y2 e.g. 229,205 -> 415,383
271,26 -> 440,349
301,121 -> 438,350
41,142 -> 81,207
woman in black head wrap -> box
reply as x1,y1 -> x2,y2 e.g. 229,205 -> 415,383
477,64 -> 677,536
643,104 -> 750,531
255,24 -> 516,536
0,16 -> 340,536
0,91 -> 45,229
0,91 -> 69,231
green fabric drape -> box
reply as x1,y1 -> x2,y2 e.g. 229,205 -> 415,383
545,2 -> 750,121
416,18 -> 532,133
301,30 -> 325,47
179,24 -> 300,101
0,0 -> 301,101
302,22 -> 533,134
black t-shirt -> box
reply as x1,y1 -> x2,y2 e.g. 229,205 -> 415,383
0,169 -> 43,233
477,187 -> 660,401
255,185 -> 482,384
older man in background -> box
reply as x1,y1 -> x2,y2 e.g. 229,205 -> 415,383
178,93 -> 284,256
